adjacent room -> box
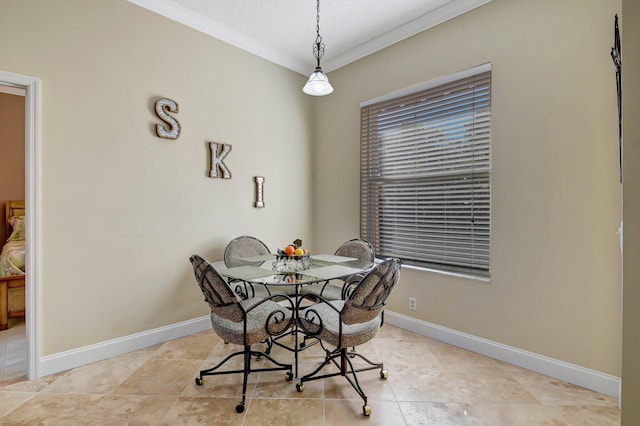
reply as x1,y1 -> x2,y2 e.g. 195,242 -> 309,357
1,0 -> 638,424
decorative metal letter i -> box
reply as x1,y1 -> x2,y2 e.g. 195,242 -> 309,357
254,176 -> 265,208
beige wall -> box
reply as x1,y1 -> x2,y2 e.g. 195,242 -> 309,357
0,0 -> 313,355
314,0 -> 622,375
0,0 -> 625,382
0,91 -> 25,243
622,0 -> 640,422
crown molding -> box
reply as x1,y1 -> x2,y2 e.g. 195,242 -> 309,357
323,0 -> 493,73
128,0 -> 493,76
127,0 -> 308,73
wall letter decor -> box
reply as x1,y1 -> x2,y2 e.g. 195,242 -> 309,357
254,176 -> 265,208
154,98 -> 180,139
209,142 -> 232,179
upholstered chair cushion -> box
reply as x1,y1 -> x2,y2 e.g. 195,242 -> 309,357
210,297 -> 292,345
334,239 -> 375,263
224,235 -> 270,267
191,254 -> 244,322
300,300 -> 380,348
342,261 -> 393,325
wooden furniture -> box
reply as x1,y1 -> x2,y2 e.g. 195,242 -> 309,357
0,200 -> 25,330
5,200 -> 25,230
0,275 -> 25,330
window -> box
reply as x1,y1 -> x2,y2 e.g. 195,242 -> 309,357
360,64 -> 491,277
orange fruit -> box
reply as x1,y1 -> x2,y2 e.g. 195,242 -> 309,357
284,245 -> 295,255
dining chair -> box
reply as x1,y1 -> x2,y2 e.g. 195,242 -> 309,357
224,235 -> 272,299
296,257 -> 401,417
189,254 -> 294,413
334,238 -> 376,262
224,235 -> 271,267
303,238 -> 376,300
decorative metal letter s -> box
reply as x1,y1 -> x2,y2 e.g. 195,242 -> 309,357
209,142 -> 232,179
154,98 -> 180,139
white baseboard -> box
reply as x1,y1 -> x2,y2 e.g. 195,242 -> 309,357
384,310 -> 620,399
40,316 -> 211,377
39,311 -> 620,400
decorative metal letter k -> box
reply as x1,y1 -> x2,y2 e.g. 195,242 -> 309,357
209,142 -> 232,179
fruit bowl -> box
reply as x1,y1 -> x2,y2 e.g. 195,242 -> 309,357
272,254 -> 312,272
276,249 -> 310,260
273,240 -> 312,271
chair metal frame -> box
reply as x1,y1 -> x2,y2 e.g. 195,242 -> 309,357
190,254 -> 294,413
296,258 -> 401,416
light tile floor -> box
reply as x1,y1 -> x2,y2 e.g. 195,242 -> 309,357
0,324 -> 620,425
0,318 -> 26,383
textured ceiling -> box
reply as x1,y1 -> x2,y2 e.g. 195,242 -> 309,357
128,0 -> 492,75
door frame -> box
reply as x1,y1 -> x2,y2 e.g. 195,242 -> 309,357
0,70 -> 41,379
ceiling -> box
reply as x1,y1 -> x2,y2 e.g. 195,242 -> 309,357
128,0 -> 492,75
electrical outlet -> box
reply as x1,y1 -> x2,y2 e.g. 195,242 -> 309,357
409,297 -> 417,311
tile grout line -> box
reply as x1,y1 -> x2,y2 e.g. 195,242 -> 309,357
0,324 -> 621,424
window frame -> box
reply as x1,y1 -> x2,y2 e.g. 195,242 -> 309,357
360,63 -> 492,278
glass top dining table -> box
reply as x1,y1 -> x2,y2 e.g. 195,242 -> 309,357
211,253 -> 375,377
211,253 -> 375,287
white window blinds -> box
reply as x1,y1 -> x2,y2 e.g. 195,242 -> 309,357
360,66 -> 491,276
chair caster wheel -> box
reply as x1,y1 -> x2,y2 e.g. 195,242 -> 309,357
380,370 -> 388,379
363,405 -> 371,416
195,377 -> 203,386
235,402 -> 245,413
285,371 -> 294,381
300,341 -> 306,348
296,383 -> 304,392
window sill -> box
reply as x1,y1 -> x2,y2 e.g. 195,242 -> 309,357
399,263 -> 491,283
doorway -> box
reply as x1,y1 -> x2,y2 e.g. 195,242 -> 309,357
0,85 -> 26,381
0,70 -> 41,380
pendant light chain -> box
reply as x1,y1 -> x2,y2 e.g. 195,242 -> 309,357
316,0 -> 320,37
313,0 -> 325,66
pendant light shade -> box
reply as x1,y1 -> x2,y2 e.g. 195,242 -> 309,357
303,0 -> 333,96
303,66 -> 333,96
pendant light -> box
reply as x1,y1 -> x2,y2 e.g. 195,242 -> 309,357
303,0 -> 334,96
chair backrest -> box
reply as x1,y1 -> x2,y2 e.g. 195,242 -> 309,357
190,254 -> 244,322
334,238 -> 375,264
224,235 -> 271,267
342,258 -> 401,325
